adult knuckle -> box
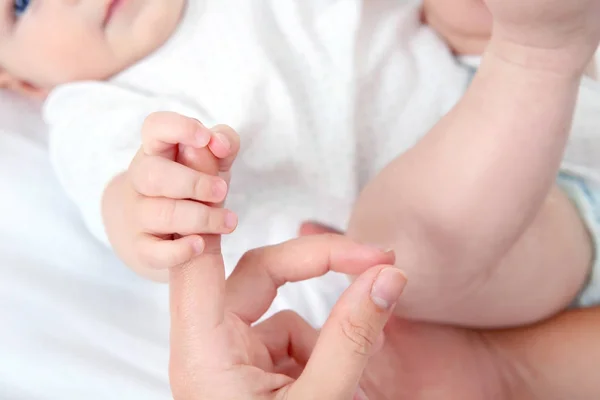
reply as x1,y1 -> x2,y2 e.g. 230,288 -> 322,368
339,315 -> 377,357
238,247 -> 260,266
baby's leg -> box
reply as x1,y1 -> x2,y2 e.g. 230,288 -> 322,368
349,44 -> 595,327
429,184 -> 592,326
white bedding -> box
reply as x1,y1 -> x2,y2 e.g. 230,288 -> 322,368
1,54 -> 599,400
0,92 -> 172,399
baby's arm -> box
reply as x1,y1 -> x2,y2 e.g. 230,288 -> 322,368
348,1 -> 600,327
45,83 -> 238,281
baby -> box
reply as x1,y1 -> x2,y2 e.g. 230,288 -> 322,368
4,0 -> 470,283
1,0 -> 599,330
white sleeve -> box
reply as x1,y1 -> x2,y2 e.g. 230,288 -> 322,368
43,81 -> 210,246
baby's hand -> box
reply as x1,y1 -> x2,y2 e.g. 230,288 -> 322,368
126,112 -> 239,272
484,0 -> 600,73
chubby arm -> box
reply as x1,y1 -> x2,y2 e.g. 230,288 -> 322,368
347,40 -> 594,327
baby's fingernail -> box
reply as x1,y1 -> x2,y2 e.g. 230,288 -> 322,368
193,238 -> 205,254
213,131 -> 231,150
370,267 -> 407,310
354,387 -> 369,400
195,129 -> 210,147
225,211 -> 238,230
213,179 -> 228,199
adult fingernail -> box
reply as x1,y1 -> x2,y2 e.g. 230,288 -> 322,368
382,248 -> 395,257
213,131 -> 231,150
366,243 -> 395,255
225,211 -> 238,230
354,386 -> 369,400
370,267 -> 407,310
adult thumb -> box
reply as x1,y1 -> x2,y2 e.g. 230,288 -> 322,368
289,264 -> 407,400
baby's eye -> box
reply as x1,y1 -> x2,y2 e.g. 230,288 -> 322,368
13,0 -> 30,18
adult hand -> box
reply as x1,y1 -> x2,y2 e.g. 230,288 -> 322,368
300,222 -> 600,399
168,234 -> 407,399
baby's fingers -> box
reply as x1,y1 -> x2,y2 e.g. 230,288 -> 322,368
137,198 -> 238,236
142,112 -> 211,159
130,154 -> 228,203
136,234 -> 205,270
207,125 -> 241,171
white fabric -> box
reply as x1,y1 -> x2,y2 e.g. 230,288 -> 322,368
0,120 -> 170,399
44,0 -> 469,274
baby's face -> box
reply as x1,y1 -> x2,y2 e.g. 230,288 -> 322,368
0,0 -> 185,89
423,0 -> 492,54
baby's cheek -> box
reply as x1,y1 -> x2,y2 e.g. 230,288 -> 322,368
423,0 -> 493,55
